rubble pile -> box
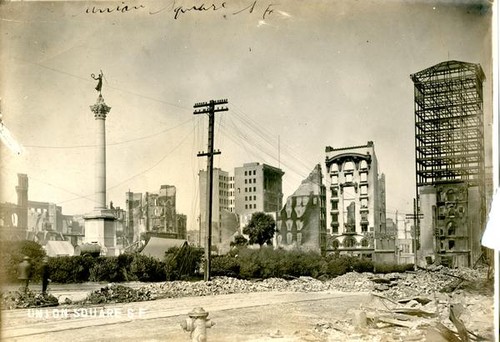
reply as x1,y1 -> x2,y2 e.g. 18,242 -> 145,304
301,287 -> 494,341
372,266 -> 490,299
80,284 -> 155,304
327,272 -> 375,292
138,274 -> 376,298
135,266 -> 487,300
1,290 -> 59,309
306,265 -> 494,341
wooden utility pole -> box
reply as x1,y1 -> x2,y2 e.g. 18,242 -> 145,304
194,99 -> 228,281
406,198 -> 422,271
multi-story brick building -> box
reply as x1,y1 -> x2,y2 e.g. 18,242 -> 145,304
199,163 -> 284,254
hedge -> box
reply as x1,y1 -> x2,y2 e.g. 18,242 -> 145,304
0,241 -> 416,284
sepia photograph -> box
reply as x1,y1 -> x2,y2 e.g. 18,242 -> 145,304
0,0 -> 496,341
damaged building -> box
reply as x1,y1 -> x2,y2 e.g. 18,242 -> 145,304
411,60 -> 488,268
324,141 -> 395,263
0,173 -> 78,255
125,185 -> 187,245
276,164 -> 327,254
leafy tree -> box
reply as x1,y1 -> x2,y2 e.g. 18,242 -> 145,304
243,212 -> 277,247
230,234 -> 248,247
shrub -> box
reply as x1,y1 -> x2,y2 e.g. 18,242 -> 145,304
89,257 -> 125,282
236,248 -> 261,279
164,246 -> 203,281
129,254 -> 166,282
211,255 -> 240,277
0,240 -> 46,283
218,247 -> 324,280
321,255 -> 352,277
351,257 -> 374,273
49,255 -> 96,283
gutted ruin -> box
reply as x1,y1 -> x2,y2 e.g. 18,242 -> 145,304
411,60 -> 487,267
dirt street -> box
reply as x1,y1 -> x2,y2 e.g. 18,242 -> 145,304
2,291 -> 372,342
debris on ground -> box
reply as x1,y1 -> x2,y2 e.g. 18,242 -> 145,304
1,289 -> 59,309
79,284 -> 155,305
0,265 -> 493,341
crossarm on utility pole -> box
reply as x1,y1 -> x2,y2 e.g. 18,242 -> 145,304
194,99 -> 228,281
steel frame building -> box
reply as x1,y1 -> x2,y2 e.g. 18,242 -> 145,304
410,60 -> 486,267
411,60 -> 485,187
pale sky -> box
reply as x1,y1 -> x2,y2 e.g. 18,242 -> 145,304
0,0 -> 493,230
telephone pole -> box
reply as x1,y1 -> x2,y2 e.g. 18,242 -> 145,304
194,99 -> 228,281
405,198 -> 422,271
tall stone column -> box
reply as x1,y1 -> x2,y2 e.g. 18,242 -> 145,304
84,94 -> 116,256
90,95 -> 110,210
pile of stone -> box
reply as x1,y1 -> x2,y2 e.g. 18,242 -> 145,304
79,284 -> 155,305
134,266 -> 485,300
137,274 -> 376,299
370,266 -> 490,299
1,290 -> 59,309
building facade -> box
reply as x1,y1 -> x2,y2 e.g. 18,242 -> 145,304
125,185 -> 186,245
198,163 -> 284,253
276,164 -> 327,253
233,162 -> 284,217
411,60 -> 488,267
0,174 -> 83,249
199,168 -> 238,254
325,141 -> 394,262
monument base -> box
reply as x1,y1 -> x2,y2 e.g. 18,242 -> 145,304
84,209 -> 117,256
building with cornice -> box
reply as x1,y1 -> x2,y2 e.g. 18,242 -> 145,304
325,141 -> 394,262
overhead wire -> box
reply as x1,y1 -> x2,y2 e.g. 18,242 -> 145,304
55,120 -> 199,206
23,118 -> 193,149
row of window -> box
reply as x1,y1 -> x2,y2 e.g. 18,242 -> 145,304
276,233 -> 303,245
331,173 -> 368,184
244,170 -> 257,176
219,190 -> 232,197
331,238 -> 370,248
245,195 -> 257,201
218,175 -> 234,182
245,187 -> 257,192
329,160 -> 369,173
244,178 -> 257,184
330,223 -> 369,234
245,204 -> 257,209
331,199 -> 369,210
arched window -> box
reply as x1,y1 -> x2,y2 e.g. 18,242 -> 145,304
361,239 -> 369,247
343,237 -> 355,248
447,221 -> 456,236
332,240 -> 339,249
445,189 -> 456,202
344,161 -> 355,171
11,213 -> 18,227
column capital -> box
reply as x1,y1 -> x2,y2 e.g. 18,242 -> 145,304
90,94 -> 111,119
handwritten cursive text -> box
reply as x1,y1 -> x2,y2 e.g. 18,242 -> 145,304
86,2 -> 145,14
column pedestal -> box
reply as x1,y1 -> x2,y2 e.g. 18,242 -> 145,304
84,209 -> 117,256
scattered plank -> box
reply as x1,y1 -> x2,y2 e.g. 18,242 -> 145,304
397,296 -> 432,305
450,304 -> 470,342
391,307 -> 437,318
370,292 -> 398,305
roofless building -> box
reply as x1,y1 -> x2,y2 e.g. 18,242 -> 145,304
411,60 -> 486,267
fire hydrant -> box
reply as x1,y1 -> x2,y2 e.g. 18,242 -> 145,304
181,307 -> 215,342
